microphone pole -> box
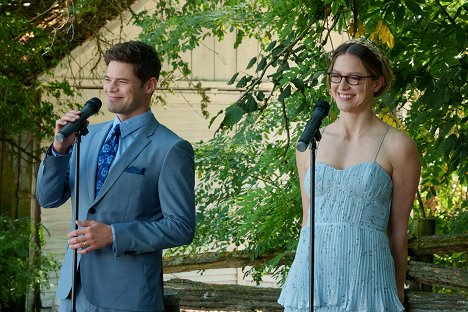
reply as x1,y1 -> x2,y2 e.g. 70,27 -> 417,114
70,123 -> 89,312
296,100 -> 329,312
308,130 -> 321,312
58,98 -> 100,311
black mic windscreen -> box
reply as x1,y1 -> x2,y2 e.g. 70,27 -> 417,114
315,100 -> 330,116
296,100 -> 330,152
83,97 -> 102,115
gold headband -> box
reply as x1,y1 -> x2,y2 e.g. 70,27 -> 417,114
343,37 -> 389,66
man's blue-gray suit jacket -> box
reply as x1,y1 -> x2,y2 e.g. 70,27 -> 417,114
36,115 -> 195,311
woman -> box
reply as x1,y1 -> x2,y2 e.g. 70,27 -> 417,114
278,38 -> 420,311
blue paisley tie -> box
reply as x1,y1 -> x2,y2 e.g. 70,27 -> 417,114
95,124 -> 120,196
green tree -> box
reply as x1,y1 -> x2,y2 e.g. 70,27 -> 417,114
136,0 -> 467,282
0,0 -> 138,145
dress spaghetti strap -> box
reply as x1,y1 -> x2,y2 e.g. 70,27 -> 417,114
374,125 -> 391,162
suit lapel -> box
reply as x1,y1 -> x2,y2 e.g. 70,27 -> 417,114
93,117 -> 159,203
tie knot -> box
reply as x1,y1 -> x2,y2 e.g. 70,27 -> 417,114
113,124 -> 121,137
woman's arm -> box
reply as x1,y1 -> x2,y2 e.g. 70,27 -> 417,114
296,149 -> 310,228
387,130 -> 421,303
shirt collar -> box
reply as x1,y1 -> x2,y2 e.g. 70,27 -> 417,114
112,110 -> 153,138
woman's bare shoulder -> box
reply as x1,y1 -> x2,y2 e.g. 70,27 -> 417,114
384,126 -> 420,173
386,126 -> 418,154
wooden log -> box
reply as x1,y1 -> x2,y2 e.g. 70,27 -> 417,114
407,261 -> 468,291
406,291 -> 468,312
163,250 -> 293,274
164,279 -> 468,311
164,278 -> 283,311
408,233 -> 468,256
163,234 -> 468,274
164,252 -> 467,291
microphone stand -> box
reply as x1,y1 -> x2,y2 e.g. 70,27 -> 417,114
308,130 -> 321,312
71,124 -> 89,312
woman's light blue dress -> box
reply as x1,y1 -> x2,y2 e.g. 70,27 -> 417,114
278,161 -> 404,311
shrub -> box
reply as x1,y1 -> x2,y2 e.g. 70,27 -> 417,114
0,215 -> 58,309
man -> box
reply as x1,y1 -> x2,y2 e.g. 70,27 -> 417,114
36,41 -> 196,311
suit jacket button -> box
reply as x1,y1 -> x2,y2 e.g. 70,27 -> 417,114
88,207 -> 96,214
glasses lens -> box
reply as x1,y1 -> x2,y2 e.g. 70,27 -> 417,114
347,76 -> 362,85
330,73 -> 341,83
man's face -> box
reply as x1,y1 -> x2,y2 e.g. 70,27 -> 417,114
103,61 -> 155,121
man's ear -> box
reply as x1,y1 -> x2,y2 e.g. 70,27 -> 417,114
145,77 -> 158,94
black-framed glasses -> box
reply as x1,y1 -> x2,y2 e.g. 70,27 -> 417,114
327,73 -> 374,86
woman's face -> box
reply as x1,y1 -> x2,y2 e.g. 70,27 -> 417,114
330,53 -> 382,114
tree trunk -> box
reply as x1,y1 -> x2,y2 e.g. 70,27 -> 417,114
27,138 -> 42,312
0,130 -> 36,217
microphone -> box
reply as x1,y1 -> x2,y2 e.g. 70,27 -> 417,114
55,97 -> 102,143
296,100 -> 330,152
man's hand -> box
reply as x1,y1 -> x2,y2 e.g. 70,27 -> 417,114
53,110 -> 89,154
68,220 -> 113,254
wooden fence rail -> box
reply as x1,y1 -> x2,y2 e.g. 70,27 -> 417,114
408,233 -> 468,256
163,278 -> 468,312
162,233 -> 468,311
408,261 -> 468,291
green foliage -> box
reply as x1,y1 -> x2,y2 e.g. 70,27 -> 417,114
188,104 -> 302,282
0,5 -> 55,141
0,0 -> 137,145
0,216 -> 58,309
388,1 -> 468,214
137,0 -> 467,282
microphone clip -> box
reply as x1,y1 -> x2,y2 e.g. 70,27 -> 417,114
314,129 -> 322,142
77,123 -> 89,137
